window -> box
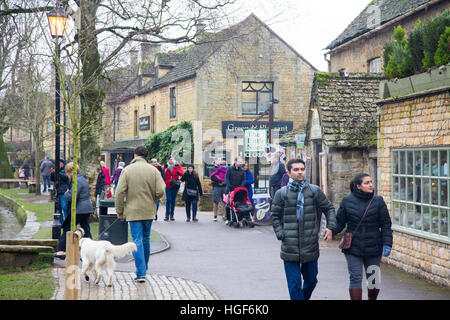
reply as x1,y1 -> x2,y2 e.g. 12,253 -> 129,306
391,148 -> 449,240
242,81 -> 273,115
151,105 -> 155,133
134,110 -> 138,137
369,57 -> 381,73
117,107 -> 121,131
170,87 -> 176,119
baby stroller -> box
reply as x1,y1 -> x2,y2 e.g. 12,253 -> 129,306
223,187 -> 254,228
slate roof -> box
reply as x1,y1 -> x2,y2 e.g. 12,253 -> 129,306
108,13 -> 317,101
326,0 -> 435,50
309,72 -> 385,147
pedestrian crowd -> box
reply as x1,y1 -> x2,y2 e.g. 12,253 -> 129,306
44,145 -> 392,299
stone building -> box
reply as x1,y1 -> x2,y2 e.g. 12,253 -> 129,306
377,83 -> 449,287
102,14 -> 317,189
304,72 -> 385,209
325,0 -> 448,73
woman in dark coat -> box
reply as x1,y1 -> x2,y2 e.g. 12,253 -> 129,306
181,164 -> 203,222
54,162 -> 94,259
332,173 -> 392,300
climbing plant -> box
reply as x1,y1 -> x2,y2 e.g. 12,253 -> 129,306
145,121 -> 194,166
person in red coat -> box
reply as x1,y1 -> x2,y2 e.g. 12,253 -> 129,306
164,156 -> 184,221
101,161 -> 112,197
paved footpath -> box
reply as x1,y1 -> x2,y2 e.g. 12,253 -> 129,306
51,204 -> 450,300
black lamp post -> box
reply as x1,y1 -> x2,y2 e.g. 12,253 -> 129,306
47,0 -> 68,239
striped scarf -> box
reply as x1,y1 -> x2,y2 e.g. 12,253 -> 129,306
287,178 -> 308,221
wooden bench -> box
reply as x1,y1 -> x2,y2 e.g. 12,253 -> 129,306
0,179 -> 29,189
28,181 -> 37,193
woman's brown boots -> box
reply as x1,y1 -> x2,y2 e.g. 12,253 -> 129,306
349,288 -> 362,300
349,288 -> 380,300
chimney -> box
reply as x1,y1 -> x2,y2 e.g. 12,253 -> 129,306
141,42 -> 161,65
194,20 -> 206,42
130,49 -> 138,66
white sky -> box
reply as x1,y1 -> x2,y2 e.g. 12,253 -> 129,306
228,0 -> 371,71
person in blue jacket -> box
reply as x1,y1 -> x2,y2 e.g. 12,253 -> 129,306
243,161 -> 255,207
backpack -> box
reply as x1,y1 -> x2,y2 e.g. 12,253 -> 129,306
280,184 -> 322,221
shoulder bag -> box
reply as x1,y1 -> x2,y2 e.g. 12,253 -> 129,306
339,196 -> 375,250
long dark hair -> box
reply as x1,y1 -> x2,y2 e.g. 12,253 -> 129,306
350,173 -> 370,192
187,164 -> 198,179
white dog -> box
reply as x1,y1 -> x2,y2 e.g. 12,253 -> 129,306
79,238 -> 136,287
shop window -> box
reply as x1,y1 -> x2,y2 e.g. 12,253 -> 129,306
391,148 -> 449,240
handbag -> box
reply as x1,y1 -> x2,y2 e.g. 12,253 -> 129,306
339,196 -> 375,250
186,188 -> 198,197
169,179 -> 181,187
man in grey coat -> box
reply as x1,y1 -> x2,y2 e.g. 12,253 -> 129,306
271,158 -> 336,300
40,157 -> 53,193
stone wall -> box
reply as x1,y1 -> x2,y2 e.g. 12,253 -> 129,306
329,2 -> 448,73
378,87 -> 450,287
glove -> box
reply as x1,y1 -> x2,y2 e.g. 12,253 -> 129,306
382,245 -> 391,257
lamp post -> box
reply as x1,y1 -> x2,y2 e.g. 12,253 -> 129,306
47,0 -> 68,239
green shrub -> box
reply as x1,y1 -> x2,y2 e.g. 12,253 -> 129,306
385,43 -> 415,78
407,20 -> 424,73
434,26 -> 450,66
422,10 -> 450,68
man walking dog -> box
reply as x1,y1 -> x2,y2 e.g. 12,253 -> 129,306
271,158 -> 336,300
115,146 -> 166,282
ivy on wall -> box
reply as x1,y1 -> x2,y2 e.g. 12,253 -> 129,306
145,121 -> 194,165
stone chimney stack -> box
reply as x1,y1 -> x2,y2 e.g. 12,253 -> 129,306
194,21 -> 206,42
130,49 -> 138,66
141,42 -> 161,65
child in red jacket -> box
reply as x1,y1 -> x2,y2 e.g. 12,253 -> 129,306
164,156 -> 184,221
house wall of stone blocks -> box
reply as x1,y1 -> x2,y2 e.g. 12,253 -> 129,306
377,88 -> 450,287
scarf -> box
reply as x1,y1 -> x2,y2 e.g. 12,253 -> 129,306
287,178 -> 308,220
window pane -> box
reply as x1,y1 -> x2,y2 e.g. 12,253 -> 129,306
242,102 -> 257,114
431,179 -> 438,205
431,207 -> 439,234
415,151 -> 421,175
393,152 -> 399,174
400,204 -> 407,226
407,204 -> 414,227
422,179 -> 430,204
414,178 -> 421,203
423,151 -> 430,175
393,177 -> 399,199
440,209 -> 448,236
393,202 -> 400,225
440,150 -> 448,176
400,151 -> 406,174
414,204 -> 422,231
423,206 -> 430,231
400,178 -> 406,200
407,178 -> 414,201
242,90 -> 256,103
258,92 -> 271,114
407,151 -> 414,175
431,151 -> 438,176
440,180 -> 448,207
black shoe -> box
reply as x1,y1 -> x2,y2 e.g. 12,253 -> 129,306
155,215 -> 158,221
134,276 -> 146,283
186,218 -> 190,222
54,253 -> 66,260
192,218 -> 198,222
164,216 -> 169,221
170,216 -> 175,221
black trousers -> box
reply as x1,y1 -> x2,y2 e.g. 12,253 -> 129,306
57,213 -> 92,252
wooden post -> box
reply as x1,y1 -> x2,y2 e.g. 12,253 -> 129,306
64,228 -> 84,300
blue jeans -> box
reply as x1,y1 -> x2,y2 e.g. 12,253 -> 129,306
42,175 -> 51,192
129,220 -> 153,278
283,259 -> 318,300
185,199 -> 198,219
58,194 -> 68,224
165,186 -> 179,217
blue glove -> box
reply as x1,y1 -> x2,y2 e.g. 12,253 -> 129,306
382,245 -> 391,257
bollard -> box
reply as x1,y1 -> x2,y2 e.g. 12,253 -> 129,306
52,213 -> 61,240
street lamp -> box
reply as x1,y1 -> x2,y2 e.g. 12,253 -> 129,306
47,0 -> 68,239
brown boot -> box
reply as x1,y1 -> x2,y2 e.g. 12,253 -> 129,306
349,288 -> 362,300
368,288 -> 380,300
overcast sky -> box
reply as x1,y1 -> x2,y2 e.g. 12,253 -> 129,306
229,0 -> 371,71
